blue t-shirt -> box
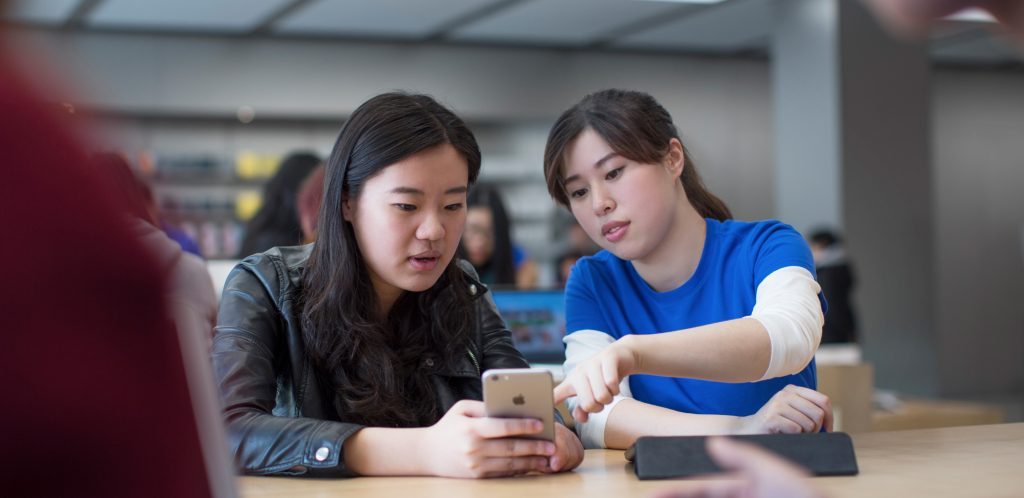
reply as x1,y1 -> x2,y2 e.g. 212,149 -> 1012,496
565,218 -> 823,417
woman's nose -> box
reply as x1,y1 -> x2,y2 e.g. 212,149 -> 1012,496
417,212 -> 446,241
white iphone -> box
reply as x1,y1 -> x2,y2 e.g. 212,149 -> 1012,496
482,368 -> 555,442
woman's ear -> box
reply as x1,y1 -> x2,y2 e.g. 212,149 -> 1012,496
665,138 -> 686,179
341,193 -> 354,222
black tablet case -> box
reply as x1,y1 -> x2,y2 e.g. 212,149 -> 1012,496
631,432 -> 858,480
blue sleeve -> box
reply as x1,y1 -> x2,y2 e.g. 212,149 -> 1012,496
750,222 -> 816,283
162,223 -> 203,258
511,244 -> 526,269
751,221 -> 827,313
564,259 -> 611,335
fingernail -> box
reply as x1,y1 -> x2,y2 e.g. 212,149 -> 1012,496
546,443 -> 556,454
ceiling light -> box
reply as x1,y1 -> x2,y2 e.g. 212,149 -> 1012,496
944,8 -> 996,23
635,0 -> 727,4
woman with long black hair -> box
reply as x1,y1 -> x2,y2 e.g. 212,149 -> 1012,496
462,184 -> 540,288
236,151 -> 321,257
214,92 -> 583,478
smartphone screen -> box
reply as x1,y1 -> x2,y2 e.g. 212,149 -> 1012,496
482,368 -> 555,442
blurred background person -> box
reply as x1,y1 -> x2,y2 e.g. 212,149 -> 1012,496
552,214 -> 601,287
462,183 -> 538,288
146,183 -> 204,258
296,164 -> 325,244
108,166 -> 204,258
555,249 -> 588,288
809,229 -> 858,345
236,150 -> 321,258
93,152 -> 218,344
0,5 -> 219,494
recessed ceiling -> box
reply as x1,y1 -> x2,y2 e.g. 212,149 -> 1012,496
86,0 -> 292,33
447,0 -> 687,47
275,0 -> 500,39
1,0 -> 1020,66
613,0 -> 772,53
7,0 -> 80,25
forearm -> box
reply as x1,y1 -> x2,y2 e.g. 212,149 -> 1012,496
625,317 -> 771,383
623,266 -> 823,382
603,398 -> 742,449
342,427 -> 431,476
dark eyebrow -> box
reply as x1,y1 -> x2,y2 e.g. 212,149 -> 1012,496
562,152 -> 620,185
389,186 -> 468,195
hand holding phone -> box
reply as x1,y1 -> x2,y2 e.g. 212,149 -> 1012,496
420,399 -> 555,478
482,368 -> 555,442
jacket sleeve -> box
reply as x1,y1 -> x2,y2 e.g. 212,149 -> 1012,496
212,262 -> 363,477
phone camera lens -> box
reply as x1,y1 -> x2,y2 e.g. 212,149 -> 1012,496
490,375 -> 498,382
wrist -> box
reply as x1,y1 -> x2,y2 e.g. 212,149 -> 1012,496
408,426 -> 433,475
617,334 -> 643,375
345,427 -> 432,476
732,415 -> 754,435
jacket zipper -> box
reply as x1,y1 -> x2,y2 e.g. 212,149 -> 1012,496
467,347 -> 481,375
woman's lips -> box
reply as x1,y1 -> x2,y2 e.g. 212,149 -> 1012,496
602,221 -> 630,243
409,251 -> 441,271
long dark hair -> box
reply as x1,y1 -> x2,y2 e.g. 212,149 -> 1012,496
464,183 -> 516,286
237,151 -> 321,257
543,89 -> 731,221
301,92 -> 481,427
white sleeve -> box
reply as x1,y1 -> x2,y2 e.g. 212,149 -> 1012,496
749,266 -> 825,380
562,330 -> 633,449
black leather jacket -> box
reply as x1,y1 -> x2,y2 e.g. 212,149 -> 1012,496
212,245 -> 534,477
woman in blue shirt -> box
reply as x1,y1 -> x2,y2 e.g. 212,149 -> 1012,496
545,89 -> 832,449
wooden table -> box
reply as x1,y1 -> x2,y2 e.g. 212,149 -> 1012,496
239,423 -> 1024,498
872,399 -> 1005,432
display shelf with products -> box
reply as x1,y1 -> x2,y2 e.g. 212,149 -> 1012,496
105,116 -> 564,284
98,114 -> 339,259
138,150 -> 288,259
